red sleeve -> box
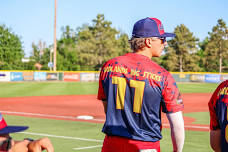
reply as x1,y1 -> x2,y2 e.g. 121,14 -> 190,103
208,83 -> 223,130
97,65 -> 107,101
162,72 -> 184,113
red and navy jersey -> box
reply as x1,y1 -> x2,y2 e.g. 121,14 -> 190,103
97,53 -> 184,141
209,80 -> 228,151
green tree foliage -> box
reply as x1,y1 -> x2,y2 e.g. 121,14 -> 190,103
161,47 -> 178,71
57,26 -> 80,71
4,13 -> 225,73
204,19 -> 228,72
75,14 -> 131,70
30,40 -> 50,70
27,14 -> 131,71
54,14 -> 131,71
163,24 -> 200,72
116,33 -> 131,56
197,37 -> 209,72
0,24 -> 24,70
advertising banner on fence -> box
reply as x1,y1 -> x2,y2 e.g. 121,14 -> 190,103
11,72 -> 23,81
34,72 -> 47,81
58,72 -> 63,81
95,73 -> 100,81
63,72 -> 80,82
221,75 -> 228,81
172,73 -> 190,82
23,72 -> 34,81
205,74 -> 221,83
0,72 -> 10,82
80,73 -> 95,82
190,74 -> 205,82
47,73 -> 58,81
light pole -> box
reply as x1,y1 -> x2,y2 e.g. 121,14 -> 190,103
53,0 -> 57,71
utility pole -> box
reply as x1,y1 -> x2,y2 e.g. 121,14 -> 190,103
53,0 -> 57,71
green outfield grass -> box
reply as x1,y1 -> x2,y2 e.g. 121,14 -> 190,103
5,115 -> 212,152
4,115 -> 104,152
0,81 -> 218,151
0,82 -> 98,97
161,128 -> 212,152
184,112 -> 210,125
177,82 -> 219,93
0,81 -> 219,97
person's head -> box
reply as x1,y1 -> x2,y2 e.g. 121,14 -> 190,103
129,17 -> 175,57
0,113 -> 28,151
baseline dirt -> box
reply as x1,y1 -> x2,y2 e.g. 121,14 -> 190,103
0,93 -> 211,131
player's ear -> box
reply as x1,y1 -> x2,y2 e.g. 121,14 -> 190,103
145,38 -> 152,48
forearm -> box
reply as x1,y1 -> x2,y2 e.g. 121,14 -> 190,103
27,137 -> 54,152
170,121 -> 185,152
210,129 -> 221,152
167,111 -> 185,152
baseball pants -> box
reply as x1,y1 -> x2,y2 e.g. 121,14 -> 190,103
101,135 -> 160,152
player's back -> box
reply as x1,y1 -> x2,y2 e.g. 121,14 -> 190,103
99,53 -> 179,141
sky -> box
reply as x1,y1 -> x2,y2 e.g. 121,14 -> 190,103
1,0 -> 228,57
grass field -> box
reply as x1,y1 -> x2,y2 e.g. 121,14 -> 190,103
0,81 -> 219,152
0,81 -> 219,97
0,82 -> 98,97
5,115 -> 211,152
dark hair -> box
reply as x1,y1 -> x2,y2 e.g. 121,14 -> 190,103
128,37 -> 147,52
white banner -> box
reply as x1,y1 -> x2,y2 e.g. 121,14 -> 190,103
0,72 -> 10,82
80,73 -> 95,82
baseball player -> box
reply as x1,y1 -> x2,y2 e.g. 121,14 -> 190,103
209,80 -> 228,152
0,113 -> 54,152
98,17 -> 185,152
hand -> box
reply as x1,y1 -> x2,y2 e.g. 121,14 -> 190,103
10,140 -> 30,152
27,137 -> 54,152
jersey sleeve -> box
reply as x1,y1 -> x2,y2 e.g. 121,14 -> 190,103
208,84 -> 222,130
161,72 -> 184,113
97,64 -> 107,101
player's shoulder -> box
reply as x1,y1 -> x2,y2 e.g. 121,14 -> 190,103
103,54 -> 127,66
150,60 -> 170,75
209,80 -> 228,102
217,80 -> 228,89
221,80 -> 228,85
151,60 -> 166,70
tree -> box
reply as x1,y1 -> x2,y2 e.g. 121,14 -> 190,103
30,40 -> 50,70
164,24 -> 200,72
161,47 -> 178,71
0,24 -> 24,70
31,40 -> 47,63
116,33 -> 131,56
204,19 -> 228,73
57,25 -> 80,71
197,37 -> 209,72
42,14 -> 131,71
75,14 -> 130,70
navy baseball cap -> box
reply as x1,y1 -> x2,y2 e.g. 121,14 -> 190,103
132,17 -> 175,38
0,113 -> 28,134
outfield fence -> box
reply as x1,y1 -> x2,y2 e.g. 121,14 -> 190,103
0,70 -> 228,83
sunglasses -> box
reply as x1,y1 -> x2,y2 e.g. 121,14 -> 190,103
0,137 -> 12,151
150,37 -> 166,43
159,37 -> 166,43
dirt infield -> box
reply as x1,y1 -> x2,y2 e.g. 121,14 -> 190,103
0,93 -> 211,131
